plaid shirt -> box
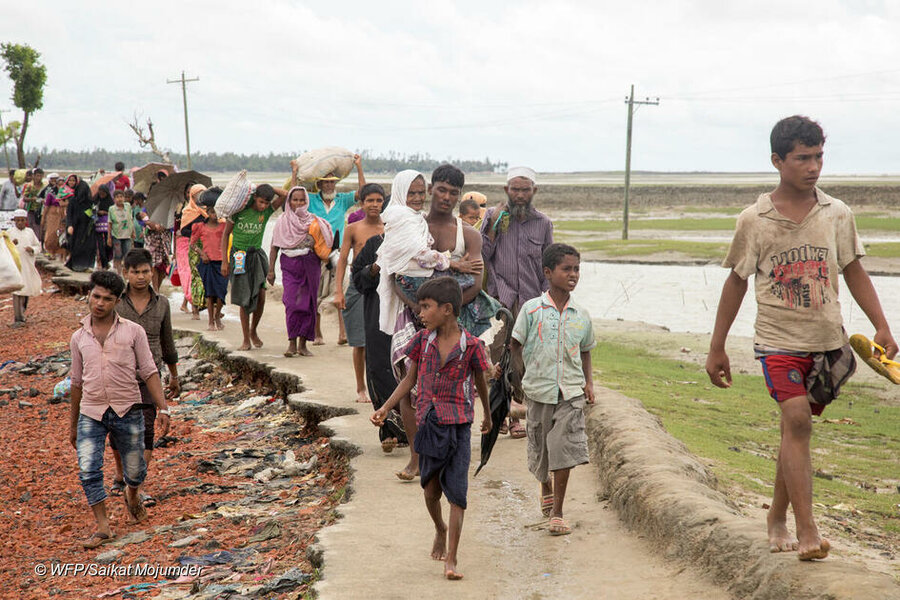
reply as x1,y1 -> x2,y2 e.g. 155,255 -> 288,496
405,328 -> 490,426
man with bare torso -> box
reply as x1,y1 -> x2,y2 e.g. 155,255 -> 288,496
334,183 -> 386,403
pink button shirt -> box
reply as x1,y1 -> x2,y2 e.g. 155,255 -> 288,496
69,314 -> 159,421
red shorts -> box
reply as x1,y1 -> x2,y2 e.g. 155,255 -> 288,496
758,354 -> 825,416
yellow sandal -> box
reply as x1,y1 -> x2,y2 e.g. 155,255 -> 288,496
849,334 -> 900,384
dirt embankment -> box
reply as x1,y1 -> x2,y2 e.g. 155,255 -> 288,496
459,184 -> 900,212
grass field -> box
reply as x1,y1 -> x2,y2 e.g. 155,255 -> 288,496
555,215 -> 900,233
554,237 -> 731,259
592,341 -> 900,538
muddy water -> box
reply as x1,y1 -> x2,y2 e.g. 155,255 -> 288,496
574,262 -> 900,339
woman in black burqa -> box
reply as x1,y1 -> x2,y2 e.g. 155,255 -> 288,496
65,174 -> 98,272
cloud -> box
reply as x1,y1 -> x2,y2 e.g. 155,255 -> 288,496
4,0 -> 900,172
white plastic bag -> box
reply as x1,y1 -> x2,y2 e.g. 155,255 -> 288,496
215,170 -> 253,219
0,230 -> 24,294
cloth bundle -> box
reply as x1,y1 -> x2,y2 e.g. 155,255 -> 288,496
0,230 -> 23,294
290,147 -> 354,189
215,170 -> 253,219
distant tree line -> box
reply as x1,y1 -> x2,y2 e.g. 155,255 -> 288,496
21,147 -> 507,174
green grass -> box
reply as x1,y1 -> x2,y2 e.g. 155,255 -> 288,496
863,243 -> 900,259
592,342 -> 900,534
563,239 -> 729,259
555,215 -> 900,233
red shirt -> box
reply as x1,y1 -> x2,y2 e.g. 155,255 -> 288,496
190,221 -> 226,261
113,174 -> 131,191
405,328 -> 490,426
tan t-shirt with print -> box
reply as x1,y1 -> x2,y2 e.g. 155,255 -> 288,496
723,188 -> 865,352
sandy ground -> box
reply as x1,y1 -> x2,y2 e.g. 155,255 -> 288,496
169,293 -> 730,599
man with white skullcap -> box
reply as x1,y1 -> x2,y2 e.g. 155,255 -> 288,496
481,166 -> 554,314
481,166 -> 554,439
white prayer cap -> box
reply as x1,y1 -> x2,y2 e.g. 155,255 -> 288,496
12,209 -> 27,219
506,166 -> 536,183
47,172 -> 60,179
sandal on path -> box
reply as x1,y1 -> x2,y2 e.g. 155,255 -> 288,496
509,421 -> 526,439
499,421 -> 509,435
541,495 -> 554,518
395,470 -> 417,482
109,479 -> 125,496
798,539 -> 830,561
82,532 -> 115,549
381,439 -> 397,454
549,516 -> 571,536
850,334 -> 900,384
140,492 -> 157,507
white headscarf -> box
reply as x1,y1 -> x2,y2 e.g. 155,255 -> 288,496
376,170 -> 434,334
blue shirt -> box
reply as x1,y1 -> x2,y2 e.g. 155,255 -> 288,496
512,292 -> 596,404
308,191 -> 356,245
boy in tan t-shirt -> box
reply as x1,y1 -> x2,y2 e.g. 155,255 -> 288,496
705,115 -> 897,562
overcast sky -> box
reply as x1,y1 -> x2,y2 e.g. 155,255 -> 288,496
5,0 -> 900,173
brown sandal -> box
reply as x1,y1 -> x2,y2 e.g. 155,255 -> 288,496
82,531 -> 115,549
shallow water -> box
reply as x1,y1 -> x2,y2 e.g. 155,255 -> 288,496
573,262 -> 900,339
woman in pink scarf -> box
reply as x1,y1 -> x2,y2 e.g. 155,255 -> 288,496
267,187 -> 333,357
176,183 -> 207,318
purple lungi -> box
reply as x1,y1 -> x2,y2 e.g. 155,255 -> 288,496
280,252 -> 321,341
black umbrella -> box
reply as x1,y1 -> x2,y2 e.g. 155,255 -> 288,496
474,307 -> 515,476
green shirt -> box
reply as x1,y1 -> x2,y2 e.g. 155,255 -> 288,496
512,292 -> 596,404
109,203 -> 135,239
229,205 -> 275,252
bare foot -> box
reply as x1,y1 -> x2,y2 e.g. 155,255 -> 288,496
238,341 -> 252,351
395,461 -> 419,481
444,560 -> 463,580
215,318 -> 225,330
251,333 -> 263,348
297,347 -> 313,357
431,525 -> 447,561
337,337 -> 348,346
355,391 -> 370,403
313,337 -> 325,346
191,313 -> 200,321
207,324 -> 217,332
124,486 -> 148,523
798,539 -> 830,561
767,514 -> 797,553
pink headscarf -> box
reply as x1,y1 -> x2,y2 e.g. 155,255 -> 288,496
273,186 -> 334,249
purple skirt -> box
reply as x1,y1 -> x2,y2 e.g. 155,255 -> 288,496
280,252 -> 321,341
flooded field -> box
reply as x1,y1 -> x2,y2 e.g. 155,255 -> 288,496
573,262 -> 900,339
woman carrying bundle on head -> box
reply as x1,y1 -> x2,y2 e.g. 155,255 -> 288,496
267,186 -> 333,358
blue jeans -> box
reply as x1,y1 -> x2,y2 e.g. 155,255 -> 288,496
77,407 -> 146,506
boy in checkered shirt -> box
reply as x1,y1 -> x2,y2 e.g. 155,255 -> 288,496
372,276 -> 492,581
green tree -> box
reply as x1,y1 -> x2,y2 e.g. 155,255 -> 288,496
1,43 -> 47,168
0,120 -> 19,170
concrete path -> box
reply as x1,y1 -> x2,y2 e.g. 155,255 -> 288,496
169,291 -> 729,600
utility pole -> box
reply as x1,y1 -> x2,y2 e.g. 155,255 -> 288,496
0,109 -> 11,171
167,71 -> 199,169
622,84 -> 659,240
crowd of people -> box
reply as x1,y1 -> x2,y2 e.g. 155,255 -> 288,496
6,115 -> 897,582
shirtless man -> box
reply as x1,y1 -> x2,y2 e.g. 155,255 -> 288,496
425,164 -> 483,299
333,183 -> 386,403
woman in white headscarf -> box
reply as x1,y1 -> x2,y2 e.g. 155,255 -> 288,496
375,170 -> 449,335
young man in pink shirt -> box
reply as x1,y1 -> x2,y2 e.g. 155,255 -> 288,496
69,271 -> 171,549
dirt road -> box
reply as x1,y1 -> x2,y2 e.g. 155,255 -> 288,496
170,294 -> 729,599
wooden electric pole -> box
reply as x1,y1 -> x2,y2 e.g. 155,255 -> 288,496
167,71 -> 199,169
622,84 -> 659,240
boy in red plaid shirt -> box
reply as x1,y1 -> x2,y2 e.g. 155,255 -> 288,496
372,276 -> 492,581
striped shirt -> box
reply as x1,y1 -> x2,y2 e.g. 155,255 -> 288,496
480,207 -> 553,311
405,328 -> 491,426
